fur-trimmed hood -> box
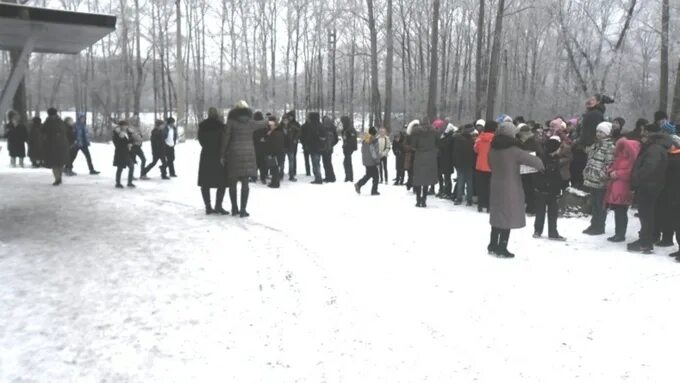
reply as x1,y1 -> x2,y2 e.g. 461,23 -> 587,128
406,120 -> 420,135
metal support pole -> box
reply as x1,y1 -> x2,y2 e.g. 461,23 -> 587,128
0,37 -> 34,121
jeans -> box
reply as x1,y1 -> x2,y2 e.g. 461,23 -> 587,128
131,145 -> 146,177
322,152 -> 336,181
610,204 -> 629,238
287,147 -> 298,179
637,189 -> 660,246
165,145 -> 176,176
311,153 -> 322,182
357,165 -> 378,193
455,167 -> 474,202
395,153 -> 405,184
343,150 -> 354,182
379,157 -> 388,183
71,145 -> 96,172
143,155 -> 167,177
534,192 -> 559,236
590,188 -> 607,231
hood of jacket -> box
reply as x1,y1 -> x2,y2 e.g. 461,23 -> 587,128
228,107 -> 253,122
491,134 -> 521,150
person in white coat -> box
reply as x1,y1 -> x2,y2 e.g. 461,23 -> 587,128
377,127 -> 392,184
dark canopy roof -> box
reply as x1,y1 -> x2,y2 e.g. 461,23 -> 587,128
0,3 -> 116,54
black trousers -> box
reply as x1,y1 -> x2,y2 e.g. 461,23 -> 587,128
379,157 -> 388,183
116,161 -> 134,185
637,190 -> 660,246
131,145 -> 146,177
268,154 -> 285,186
165,145 -> 176,176
343,150 -> 354,182
476,170 -> 491,208
70,145 -> 96,172
522,174 -> 536,214
489,227 -> 511,248
229,177 -> 250,213
414,185 -> 429,204
654,197 -> 674,242
610,204 -> 629,238
570,147 -> 586,189
357,165 -> 379,193
287,147 -> 298,179
439,172 -> 452,195
303,150 -> 311,176
143,155 -> 167,177
256,154 -> 268,182
395,154 -> 405,184
534,192 -> 559,237
322,152 -> 336,181
201,187 -> 226,209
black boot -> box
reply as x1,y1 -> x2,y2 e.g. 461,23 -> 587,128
229,186 -> 239,215
495,230 -> 515,258
488,227 -> 500,255
214,187 -> 229,215
201,187 -> 213,215
240,186 -> 250,218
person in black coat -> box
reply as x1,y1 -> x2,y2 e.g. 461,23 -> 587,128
113,121 -> 135,188
341,116 -> 357,182
63,117 -> 78,176
282,110 -> 300,182
28,116 -> 44,168
437,124 -> 456,198
392,130 -> 406,185
533,137 -> 566,241
518,124 -> 543,215
143,120 -> 169,179
252,112 -> 269,184
452,125 -> 475,205
579,94 -> 607,148
321,116 -> 339,182
265,116 -> 286,188
301,112 -> 324,184
43,108 -> 70,185
665,147 -> 680,259
163,117 -> 178,177
4,110 -> 28,167
628,125 -> 673,253
198,108 -> 228,215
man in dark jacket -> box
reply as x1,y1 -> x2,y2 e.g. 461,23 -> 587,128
579,94 -> 607,148
64,117 -> 78,176
4,110 -> 27,168
71,114 -> 99,175
341,116 -> 357,182
533,137 -> 566,241
392,131 -> 406,185
252,112 -> 269,183
452,125 -> 475,205
301,112 -> 324,184
143,120 -> 169,179
129,115 -> 147,180
282,110 -> 300,182
321,116 -> 339,182
518,123 -> 543,215
163,117 -> 178,177
265,116 -> 285,188
628,124 -> 673,253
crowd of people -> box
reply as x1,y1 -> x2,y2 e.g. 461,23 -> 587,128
4,94 -> 680,261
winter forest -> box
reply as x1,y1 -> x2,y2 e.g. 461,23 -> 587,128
1,0 -> 680,136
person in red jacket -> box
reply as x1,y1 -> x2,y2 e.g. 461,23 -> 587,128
604,135 -> 641,242
474,120 -> 496,212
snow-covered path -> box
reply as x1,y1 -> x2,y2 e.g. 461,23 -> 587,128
1,141 -> 679,382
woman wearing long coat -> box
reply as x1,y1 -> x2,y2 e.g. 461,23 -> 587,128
488,122 -> 545,258
409,120 -> 439,208
221,101 -> 257,217
4,111 -> 27,166
113,121 -> 134,188
28,116 -> 44,167
42,109 -> 70,185
198,107 -> 228,215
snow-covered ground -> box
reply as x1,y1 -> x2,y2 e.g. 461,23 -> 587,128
1,140 -> 680,383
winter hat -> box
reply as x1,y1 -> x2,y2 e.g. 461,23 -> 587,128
433,119 -> 446,130
596,121 -> 612,136
662,121 -> 677,135
286,110 -> 296,119
496,114 -> 512,123
445,123 -> 458,134
234,100 -> 249,109
117,120 -> 129,126
568,117 -> 578,127
549,118 -> 565,133
47,107 -> 58,117
496,122 -> 519,138
517,123 -> 532,141
484,120 -> 498,133
475,119 -> 486,128
546,136 -> 561,154
253,111 -> 264,121
654,110 -> 668,123
368,126 -> 377,136
406,120 -> 420,135
463,124 -> 476,134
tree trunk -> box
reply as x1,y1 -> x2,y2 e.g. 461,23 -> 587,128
366,0 -> 381,127
383,0 -> 394,130
659,0 -> 670,113
484,0 -> 505,121
671,59 -> 680,123
176,0 -> 185,124
133,0 -> 143,116
426,0 -> 441,122
474,0 -> 485,119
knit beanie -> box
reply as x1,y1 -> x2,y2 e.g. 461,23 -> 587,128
596,121 -> 612,136
662,121 -> 677,135
496,122 -> 519,138
546,136 -> 561,154
475,119 -> 486,128
368,126 -> 377,136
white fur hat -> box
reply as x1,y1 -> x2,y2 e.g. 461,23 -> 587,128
475,119 -> 486,127
234,100 -> 249,109
406,120 -> 420,135
445,123 -> 458,134
596,121 -> 612,136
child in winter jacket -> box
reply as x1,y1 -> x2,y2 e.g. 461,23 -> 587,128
533,136 -> 566,241
354,126 -> 381,196
603,136 -> 641,242
583,122 -> 615,235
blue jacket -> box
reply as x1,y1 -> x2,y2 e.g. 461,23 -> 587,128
75,121 -> 89,148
